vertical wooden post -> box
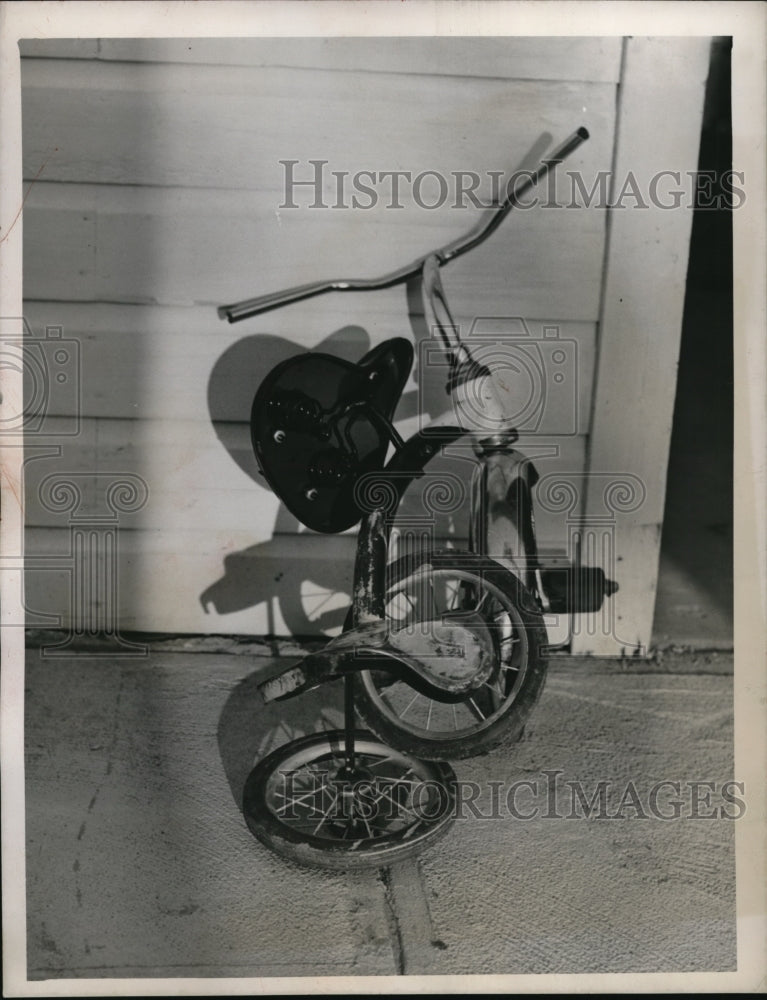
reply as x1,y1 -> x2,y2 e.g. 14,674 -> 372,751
571,37 -> 711,655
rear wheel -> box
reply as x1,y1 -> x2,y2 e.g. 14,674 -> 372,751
353,551 -> 548,760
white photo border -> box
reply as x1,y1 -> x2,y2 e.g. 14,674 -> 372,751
1,1 -> 764,995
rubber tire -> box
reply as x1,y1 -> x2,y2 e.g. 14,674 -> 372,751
353,551 -> 549,760
242,730 -> 457,871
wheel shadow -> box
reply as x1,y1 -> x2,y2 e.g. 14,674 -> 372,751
216,661 -> 347,811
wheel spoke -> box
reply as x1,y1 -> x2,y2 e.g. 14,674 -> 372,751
356,561 -> 540,753
288,761 -> 328,780
375,765 -> 416,784
360,813 -> 375,839
370,784 -> 420,820
369,775 -> 422,787
399,690 -> 421,720
402,591 -> 418,614
312,789 -> 341,835
482,679 -> 505,700
428,577 -> 437,620
274,780 -> 332,813
402,819 -> 424,839
475,589 -> 494,616
468,697 -> 486,721
365,755 -> 399,769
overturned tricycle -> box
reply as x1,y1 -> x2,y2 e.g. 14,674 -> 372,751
218,126 -> 617,869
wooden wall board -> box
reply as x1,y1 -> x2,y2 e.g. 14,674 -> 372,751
23,181 -> 608,321
23,415 -> 587,539
18,36 -> 623,84
21,57 -> 614,193
23,525 -> 359,636
22,302 -> 597,430
18,35 -> 709,647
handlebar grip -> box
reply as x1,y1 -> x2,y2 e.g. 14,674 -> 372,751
554,126 -> 589,161
217,280 -> 338,323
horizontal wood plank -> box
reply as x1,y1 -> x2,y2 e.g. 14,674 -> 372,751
23,180 -> 608,320
21,58 -> 615,190
23,416 -> 588,544
23,524 -> 568,640
24,525 -> 358,635
21,301 -> 597,428
19,37 -> 623,83
24,530 -> 576,640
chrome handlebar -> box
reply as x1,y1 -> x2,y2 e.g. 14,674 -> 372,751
217,127 -> 589,324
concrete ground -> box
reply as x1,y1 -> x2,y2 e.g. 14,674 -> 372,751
25,639 -> 736,981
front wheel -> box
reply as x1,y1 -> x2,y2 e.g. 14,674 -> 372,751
242,730 -> 457,870
354,551 -> 548,760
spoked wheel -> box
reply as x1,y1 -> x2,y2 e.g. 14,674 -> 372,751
354,551 -> 548,760
242,730 -> 456,870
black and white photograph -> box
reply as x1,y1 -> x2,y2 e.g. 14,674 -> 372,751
1,1 -> 765,994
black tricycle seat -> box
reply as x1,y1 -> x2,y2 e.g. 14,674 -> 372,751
251,337 -> 414,533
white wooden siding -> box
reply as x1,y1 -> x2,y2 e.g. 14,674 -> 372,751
570,37 -> 711,655
18,36 -> 623,81
19,36 -> 706,643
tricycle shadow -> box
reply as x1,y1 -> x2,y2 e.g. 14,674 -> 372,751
202,322 -> 425,635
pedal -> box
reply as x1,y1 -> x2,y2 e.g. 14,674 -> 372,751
540,563 -> 619,614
